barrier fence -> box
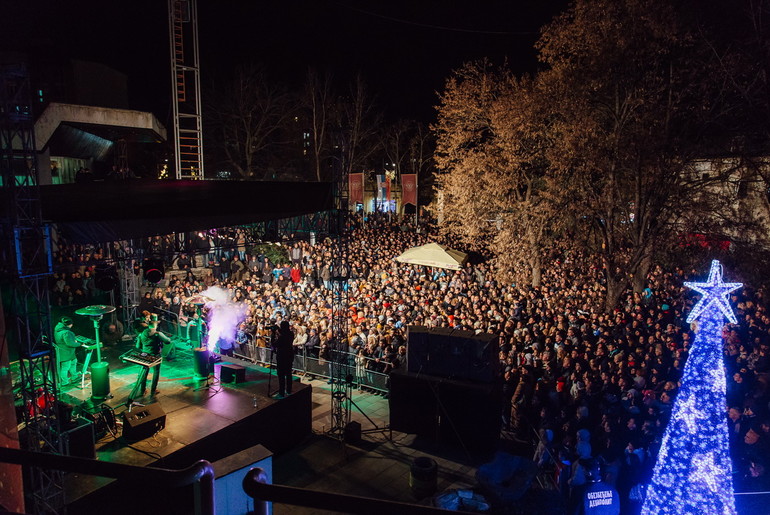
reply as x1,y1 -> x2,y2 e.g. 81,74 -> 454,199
234,341 -> 390,393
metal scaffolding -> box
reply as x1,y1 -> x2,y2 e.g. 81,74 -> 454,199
328,137 -> 351,439
168,0 -> 204,179
0,63 -> 63,513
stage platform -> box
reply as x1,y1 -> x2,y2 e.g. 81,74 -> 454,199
57,338 -> 312,513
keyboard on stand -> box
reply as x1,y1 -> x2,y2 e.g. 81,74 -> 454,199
120,349 -> 162,368
76,335 -> 98,349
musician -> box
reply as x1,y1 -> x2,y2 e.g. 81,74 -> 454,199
126,319 -> 171,407
272,320 -> 295,398
53,317 -> 81,387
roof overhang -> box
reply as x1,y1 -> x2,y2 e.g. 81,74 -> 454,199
35,102 -> 166,158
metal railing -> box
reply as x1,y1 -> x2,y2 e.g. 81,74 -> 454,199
234,342 -> 391,393
0,447 -> 215,515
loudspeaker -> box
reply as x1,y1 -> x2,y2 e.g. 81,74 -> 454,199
122,402 -> 166,441
142,257 -> 165,284
389,368 -> 501,456
388,368 -> 439,437
407,325 -> 498,383
220,363 -> 245,383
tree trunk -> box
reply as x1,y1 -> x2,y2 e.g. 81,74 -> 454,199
604,274 -> 628,312
530,254 -> 542,288
632,253 -> 652,293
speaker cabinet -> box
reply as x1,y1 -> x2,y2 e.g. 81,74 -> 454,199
220,363 -> 246,383
389,368 -> 501,456
406,325 -> 499,383
122,402 -> 166,441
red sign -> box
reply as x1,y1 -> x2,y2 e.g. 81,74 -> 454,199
402,174 -> 417,206
349,173 -> 364,204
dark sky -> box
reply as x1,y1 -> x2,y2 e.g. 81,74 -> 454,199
1,0 -> 567,124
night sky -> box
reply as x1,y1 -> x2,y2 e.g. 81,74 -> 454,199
1,0 -> 568,124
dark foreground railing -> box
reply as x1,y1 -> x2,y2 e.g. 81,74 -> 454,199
242,467 -> 471,515
0,447 -> 215,515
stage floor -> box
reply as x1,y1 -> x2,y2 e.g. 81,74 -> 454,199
58,338 -> 312,511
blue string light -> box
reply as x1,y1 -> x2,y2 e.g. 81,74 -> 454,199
641,259 -> 740,515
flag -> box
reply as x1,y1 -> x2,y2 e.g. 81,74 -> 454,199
349,173 -> 363,204
402,174 -> 417,206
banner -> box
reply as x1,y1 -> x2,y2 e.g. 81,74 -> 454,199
349,173 -> 363,204
401,174 -> 417,206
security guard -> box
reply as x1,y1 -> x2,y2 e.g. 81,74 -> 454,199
577,459 -> 620,515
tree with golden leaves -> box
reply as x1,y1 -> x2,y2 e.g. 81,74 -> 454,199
434,60 -> 563,287
435,0 -> 762,308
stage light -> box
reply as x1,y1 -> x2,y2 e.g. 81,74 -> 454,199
641,260 -> 740,515
142,257 -> 165,284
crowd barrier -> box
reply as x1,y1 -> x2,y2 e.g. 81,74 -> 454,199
235,342 -> 390,393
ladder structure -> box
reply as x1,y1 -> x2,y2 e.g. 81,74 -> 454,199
168,0 -> 204,180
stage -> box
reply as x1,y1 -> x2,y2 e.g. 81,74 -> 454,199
55,337 -> 312,513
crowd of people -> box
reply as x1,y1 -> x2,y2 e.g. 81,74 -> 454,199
49,214 -> 770,512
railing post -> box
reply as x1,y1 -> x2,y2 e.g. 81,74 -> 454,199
244,467 -> 270,515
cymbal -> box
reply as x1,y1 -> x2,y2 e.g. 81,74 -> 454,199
75,305 -> 116,316
185,294 -> 214,305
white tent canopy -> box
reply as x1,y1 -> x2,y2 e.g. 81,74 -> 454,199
395,242 -> 468,270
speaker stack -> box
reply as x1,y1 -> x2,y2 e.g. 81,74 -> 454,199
389,325 -> 502,456
406,325 -> 499,383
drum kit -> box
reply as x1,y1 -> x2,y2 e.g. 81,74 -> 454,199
74,304 -> 116,409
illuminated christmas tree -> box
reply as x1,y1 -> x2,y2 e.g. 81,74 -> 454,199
641,260 -> 740,515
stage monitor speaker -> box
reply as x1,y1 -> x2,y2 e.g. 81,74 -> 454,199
122,402 -> 166,441
220,363 -> 246,383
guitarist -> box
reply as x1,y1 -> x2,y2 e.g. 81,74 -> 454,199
126,318 -> 171,408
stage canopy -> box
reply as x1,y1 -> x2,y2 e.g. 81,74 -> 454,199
29,179 -> 334,243
395,242 -> 468,270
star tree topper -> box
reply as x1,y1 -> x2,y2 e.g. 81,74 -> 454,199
684,260 -> 742,324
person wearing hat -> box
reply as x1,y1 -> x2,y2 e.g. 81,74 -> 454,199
576,458 -> 620,515
272,320 -> 295,398
54,316 -> 81,387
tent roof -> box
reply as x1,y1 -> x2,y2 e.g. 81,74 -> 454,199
29,179 -> 334,243
395,242 -> 468,270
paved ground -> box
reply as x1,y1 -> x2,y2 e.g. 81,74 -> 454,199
272,376 -> 478,514
270,376 -> 561,515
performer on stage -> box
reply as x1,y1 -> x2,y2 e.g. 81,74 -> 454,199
272,320 -> 295,398
53,316 -> 81,387
126,319 -> 171,407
